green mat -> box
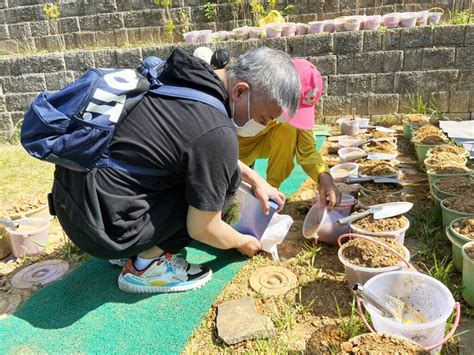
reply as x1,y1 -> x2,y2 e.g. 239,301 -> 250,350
1,243 -> 246,354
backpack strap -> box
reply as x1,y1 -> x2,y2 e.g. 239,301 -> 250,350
108,158 -> 171,177
150,85 -> 228,116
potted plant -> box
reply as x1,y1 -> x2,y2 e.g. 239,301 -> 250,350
349,214 -> 410,244
428,8 -> 444,25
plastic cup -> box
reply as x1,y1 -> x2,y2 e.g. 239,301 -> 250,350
308,21 -> 325,34
330,163 -> 359,183
364,15 -> 382,30
400,12 -> 418,27
383,13 -> 400,28
183,31 -> 199,43
281,22 -> 296,37
6,217 -> 51,258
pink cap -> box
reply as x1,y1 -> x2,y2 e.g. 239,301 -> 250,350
284,59 -> 324,130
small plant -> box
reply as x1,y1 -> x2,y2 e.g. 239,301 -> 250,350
178,9 -> 193,34
280,4 -> 295,17
268,0 -> 277,10
165,20 -> 176,39
427,254 -> 454,288
204,2 -> 218,22
250,0 -> 265,25
445,9 -> 473,25
43,3 -> 60,20
335,297 -> 366,339
405,90 -> 446,120
42,3 -> 65,52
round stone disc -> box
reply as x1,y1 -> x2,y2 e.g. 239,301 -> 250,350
249,266 -> 297,297
0,293 -> 21,319
11,259 -> 69,289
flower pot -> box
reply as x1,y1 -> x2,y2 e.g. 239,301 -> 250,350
416,10 -> 429,26
424,157 -> 467,171
462,241 -> 474,306
383,13 -> 401,28
431,190 -> 443,218
248,27 -> 262,39
281,22 -> 296,37
338,147 -> 367,163
360,183 -> 406,199
433,176 -> 473,200
337,234 -> 411,289
338,118 -> 360,136
183,31 -> 199,43
350,215 -> 410,244
334,17 -> 346,31
233,27 -> 249,40
413,142 -> 437,163
197,30 -> 212,43
330,163 -> 359,183
399,12 -> 418,27
427,168 -> 472,188
363,15 -> 382,30
446,217 -> 474,271
211,31 -> 227,41
441,198 -> 473,231
323,20 -> 335,33
402,121 -> 416,139
308,21 -> 325,34
426,146 -> 469,159
265,23 -> 283,38
0,230 -> 11,259
343,16 -> 363,32
428,11 -> 443,25
6,217 -> 51,258
295,23 -> 309,35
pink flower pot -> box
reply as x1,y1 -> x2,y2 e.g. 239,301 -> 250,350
364,15 -> 382,30
308,21 -> 325,34
428,12 -> 443,25
233,26 -> 249,40
383,13 -> 400,28
334,17 -> 346,31
281,22 -> 296,37
400,12 -> 418,27
265,23 -> 283,38
295,23 -> 309,35
344,16 -> 363,31
323,19 -> 335,33
197,30 -> 212,43
248,27 -> 262,39
416,10 -> 429,26
183,31 -> 199,43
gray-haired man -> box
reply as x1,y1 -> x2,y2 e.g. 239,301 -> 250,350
52,47 -> 301,294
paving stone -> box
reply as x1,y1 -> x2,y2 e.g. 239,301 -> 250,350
17,53 -> 65,74
64,51 -> 94,72
44,35 -> 64,52
114,28 -> 129,46
383,50 -> 403,72
433,25 -> 466,46
337,54 -> 354,74
368,94 -> 399,114
74,32 -> 96,49
394,71 -> 425,93
328,75 -> 347,96
217,297 -> 275,345
455,47 -> 474,69
308,55 -> 337,76
403,49 -> 423,71
423,70 -> 459,93
353,52 -> 384,73
63,33 -> 77,50
422,48 -> 455,70
351,95 -> 369,115
29,21 -> 49,37
78,15 -> 99,32
0,24 -> 9,41
334,31 -> 363,54
58,17 -> 80,34
305,33 -> 333,56
287,36 -> 305,57
8,23 -> 31,40
84,0 -> 117,16
93,49 -> 119,68
449,91 -> 471,113
5,93 -> 38,111
44,71 -> 74,91
322,95 -> 352,116
376,73 -> 395,94
382,28 -> 402,50
363,30 -> 382,52
466,25 -> 474,46
123,11 -> 146,28
97,13 -> 124,31
115,48 -> 142,69
457,70 -> 474,91
2,74 -> 46,93
401,27 -> 433,49
346,74 -> 376,94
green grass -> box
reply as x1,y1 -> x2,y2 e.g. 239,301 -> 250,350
0,144 -> 54,213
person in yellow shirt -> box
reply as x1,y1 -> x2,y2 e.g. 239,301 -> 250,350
238,59 -> 341,207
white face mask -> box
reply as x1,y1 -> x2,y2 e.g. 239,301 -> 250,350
231,91 -> 266,137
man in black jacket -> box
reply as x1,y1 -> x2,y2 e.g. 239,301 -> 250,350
52,47 -> 300,294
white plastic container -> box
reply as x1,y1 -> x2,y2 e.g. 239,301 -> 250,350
308,21 -> 325,34
364,15 -> 382,30
400,12 -> 418,27
197,30 -> 212,43
323,20 -> 335,33
338,136 -> 363,148
363,271 -> 459,353
330,163 -> 359,183
338,147 -> 367,163
281,22 -> 296,37
334,17 -> 346,31
337,234 -> 411,289
6,217 -> 51,258
383,13 -> 400,28
358,117 -> 370,128
183,31 -> 199,43
350,216 -> 410,244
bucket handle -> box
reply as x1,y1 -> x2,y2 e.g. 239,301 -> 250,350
337,233 -> 412,269
428,7 -> 445,13
357,298 -> 461,351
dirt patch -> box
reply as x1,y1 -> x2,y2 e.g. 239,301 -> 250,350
435,176 -> 474,196
371,131 -> 394,139
412,125 -> 443,142
352,215 -> 408,233
425,152 -> 466,167
359,164 -> 398,177
429,166 -> 471,174
443,194 -> 474,214
419,135 -> 447,145
429,145 -> 466,156
2,196 -> 47,217
358,193 -> 403,207
465,245 -> 474,261
340,333 -> 429,354
306,324 -> 347,353
357,158 -> 395,169
453,218 -> 474,240
361,182 -> 404,193
363,141 -> 397,154
341,237 -> 406,268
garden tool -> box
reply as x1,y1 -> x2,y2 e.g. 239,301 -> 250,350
0,218 -> 19,229
346,177 -> 405,184
353,284 -> 426,324
366,126 -> 396,133
338,201 -> 413,224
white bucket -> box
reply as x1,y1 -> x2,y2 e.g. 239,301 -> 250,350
350,216 -> 410,245
6,217 -> 51,258
361,271 -> 460,353
337,234 -> 411,289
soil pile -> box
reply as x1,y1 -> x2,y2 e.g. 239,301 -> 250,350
429,145 -> 466,156
306,325 -> 346,353
360,164 -> 398,177
435,176 -> 474,196
3,197 -> 47,216
341,237 -> 406,268
352,215 -> 408,232
425,152 -> 466,167
465,245 -> 474,261
429,166 -> 471,174
340,333 -> 429,354
361,182 -> 404,193
419,135 -> 446,145
405,114 -> 430,124
453,218 -> 474,239
443,195 -> 474,214
364,141 -> 397,154
412,125 -> 444,142
358,193 -> 402,207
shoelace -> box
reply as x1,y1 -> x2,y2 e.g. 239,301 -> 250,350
163,254 -> 188,273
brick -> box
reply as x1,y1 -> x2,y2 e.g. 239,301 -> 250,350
0,24 -> 9,41
382,28 -> 402,50
321,96 -> 352,116
394,71 -> 425,93
353,52 -> 384,73
466,25 -> 474,46
94,31 -> 112,47
17,53 -> 65,74
308,55 -> 337,75
126,28 -> 140,45
2,74 -> 46,93
74,32 -> 96,49
401,27 -> 433,49
44,71 -> 74,91
449,91 -> 470,113
84,0 -> 117,16
4,7 -> 37,24
123,11 -> 145,28
328,75 -> 347,96
337,54 -> 354,74
305,33 -> 333,56
383,50 -> 403,72
64,51 -> 95,72
30,21 -> 49,37
8,23 -> 31,39
368,94 -> 399,114
115,48 -> 142,69
33,37 -> 46,51
262,37 -> 287,52
457,70 -> 474,91
97,13 -> 124,31
58,17 -> 80,34
423,48 -> 455,70
0,57 -> 13,76
430,92 -> 449,113
139,28 -> 154,44
455,47 -> 474,69
351,95 -> 369,115
79,15 -> 99,32
5,93 -> 37,111
363,30 -> 382,52
44,35 -> 65,52
63,33 -> 77,50
114,28 -> 129,46
287,36 -> 305,57
0,39 -> 18,54
334,31 -> 363,54
93,50 -> 118,68
346,74 -> 376,94
403,49 -> 423,71
376,73 -> 395,94
424,70 -> 459,93
59,2 -> 86,18
433,25 -> 466,46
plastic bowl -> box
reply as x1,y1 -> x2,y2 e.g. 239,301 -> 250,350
233,27 -> 249,40
295,23 -> 309,35
6,217 -> 51,258
400,12 -> 418,27
330,163 -> 359,183
383,13 -> 400,28
343,16 -> 363,31
183,31 -> 199,43
338,147 -> 367,163
338,136 -> 363,148
323,20 -> 335,33
334,17 -> 346,31
281,22 -> 296,37
364,15 -> 382,30
308,21 -> 325,34
197,30 -> 212,43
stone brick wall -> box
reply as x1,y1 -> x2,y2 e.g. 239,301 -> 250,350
0,24 -> 473,139
0,0 -> 472,54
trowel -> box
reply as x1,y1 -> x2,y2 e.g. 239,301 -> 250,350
338,201 -> 413,224
0,218 -> 19,229
346,177 -> 405,184
353,284 -> 426,324
366,126 -> 397,133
